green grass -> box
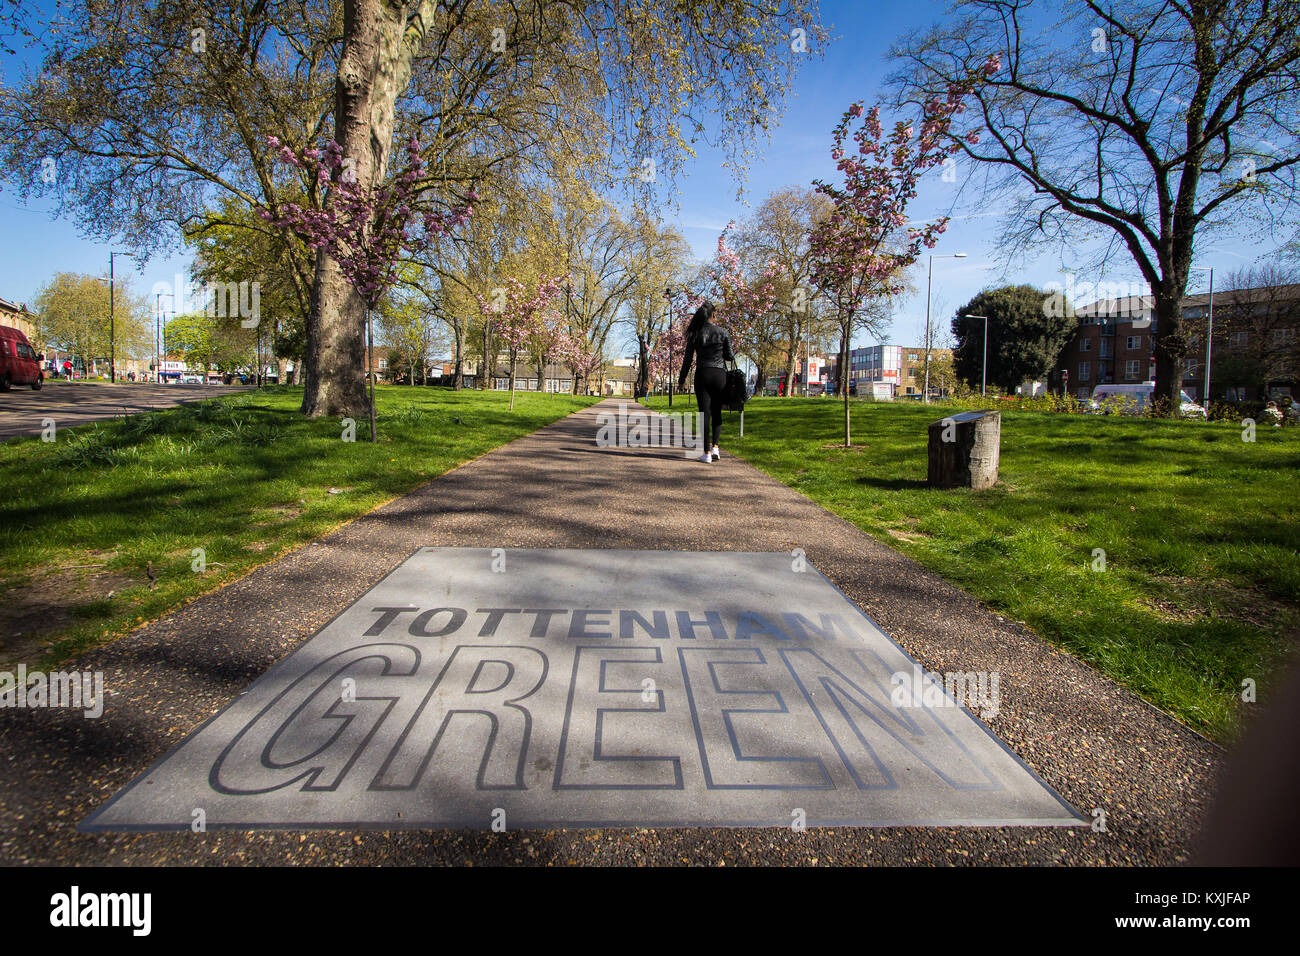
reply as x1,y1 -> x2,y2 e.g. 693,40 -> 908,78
1,385 -> 597,666
647,394 -> 1299,743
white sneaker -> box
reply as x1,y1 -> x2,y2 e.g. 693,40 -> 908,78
699,452 -> 712,464
711,445 -> 721,460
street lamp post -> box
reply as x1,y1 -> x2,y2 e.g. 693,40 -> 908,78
960,314 -> 991,395
664,285 -> 675,408
155,292 -> 172,384
108,251 -> 135,384
1189,265 -> 1215,404
924,253 -> 967,403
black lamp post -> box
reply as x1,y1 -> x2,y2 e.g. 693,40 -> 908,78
664,285 -> 675,408
108,251 -> 135,383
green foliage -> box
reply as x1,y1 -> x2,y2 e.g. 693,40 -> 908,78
952,285 -> 1075,393
163,311 -> 253,372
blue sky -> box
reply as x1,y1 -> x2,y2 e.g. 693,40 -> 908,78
0,0 -> 1268,356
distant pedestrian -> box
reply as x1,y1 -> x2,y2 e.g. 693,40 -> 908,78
677,301 -> 733,464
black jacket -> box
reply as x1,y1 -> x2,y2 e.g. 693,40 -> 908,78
678,322 -> 734,386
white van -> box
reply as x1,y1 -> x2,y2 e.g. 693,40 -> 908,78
1090,382 -> 1206,418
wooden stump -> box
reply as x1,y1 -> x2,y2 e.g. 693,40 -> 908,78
927,410 -> 1001,490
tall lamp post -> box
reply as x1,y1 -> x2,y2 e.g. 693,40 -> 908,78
155,291 -> 172,384
924,252 -> 967,403
664,285 -> 675,408
961,314 -> 990,395
108,251 -> 135,383
1188,265 -> 1215,403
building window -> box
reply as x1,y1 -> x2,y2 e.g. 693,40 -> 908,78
1077,361 -> 1090,381
1230,331 -> 1248,348
1077,387 -> 1090,399
1099,340 -> 1113,357
1273,328 -> 1295,345
1183,358 -> 1199,376
908,353 -> 919,361
377,358 -> 387,370
1078,338 -> 1092,352
1124,359 -> 1141,379
1126,335 -> 1142,350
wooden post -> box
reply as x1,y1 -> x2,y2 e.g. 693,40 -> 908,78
928,410 -> 1000,489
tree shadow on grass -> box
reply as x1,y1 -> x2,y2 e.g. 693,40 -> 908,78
854,475 -> 929,491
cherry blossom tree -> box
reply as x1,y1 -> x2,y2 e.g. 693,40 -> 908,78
809,59 -> 994,445
710,225 -> 780,376
477,275 -> 567,411
557,327 -> 604,397
262,135 -> 475,441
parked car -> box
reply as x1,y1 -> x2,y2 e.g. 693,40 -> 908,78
179,373 -> 204,384
1090,382 -> 1206,418
0,325 -> 44,391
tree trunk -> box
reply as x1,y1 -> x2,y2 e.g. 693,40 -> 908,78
453,325 -> 463,389
840,327 -> 851,447
635,332 -> 650,398
1152,288 -> 1186,416
301,0 -> 437,418
785,336 -> 800,399
509,352 -> 517,411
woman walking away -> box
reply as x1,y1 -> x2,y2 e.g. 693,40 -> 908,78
677,301 -> 734,464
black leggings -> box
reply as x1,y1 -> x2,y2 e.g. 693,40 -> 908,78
694,366 -> 726,451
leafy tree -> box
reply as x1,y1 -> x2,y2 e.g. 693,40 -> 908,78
951,285 -> 1075,393
928,349 -> 959,396
2,1 -> 827,418
164,311 -> 254,373
33,272 -> 151,375
733,186 -> 835,395
379,266 -> 451,386
622,210 -> 692,398
187,197 -> 312,382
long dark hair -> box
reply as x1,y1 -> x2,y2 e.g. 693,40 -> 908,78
686,301 -> 715,341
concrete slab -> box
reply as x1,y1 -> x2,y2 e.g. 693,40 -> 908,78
82,548 -> 1083,830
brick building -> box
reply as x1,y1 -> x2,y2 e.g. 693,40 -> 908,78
826,344 -> 954,397
1053,285 -> 1299,401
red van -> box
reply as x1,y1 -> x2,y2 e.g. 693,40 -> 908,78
0,325 -> 44,391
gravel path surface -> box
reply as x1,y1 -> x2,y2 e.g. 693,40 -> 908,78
0,399 -> 1222,865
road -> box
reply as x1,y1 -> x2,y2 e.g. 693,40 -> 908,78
0,381 -> 253,441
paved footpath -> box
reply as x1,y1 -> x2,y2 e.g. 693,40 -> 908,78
0,399 -> 1221,865
0,382 -> 250,441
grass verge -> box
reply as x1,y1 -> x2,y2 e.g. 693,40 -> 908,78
1,385 -> 597,666
646,394 -> 1298,743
